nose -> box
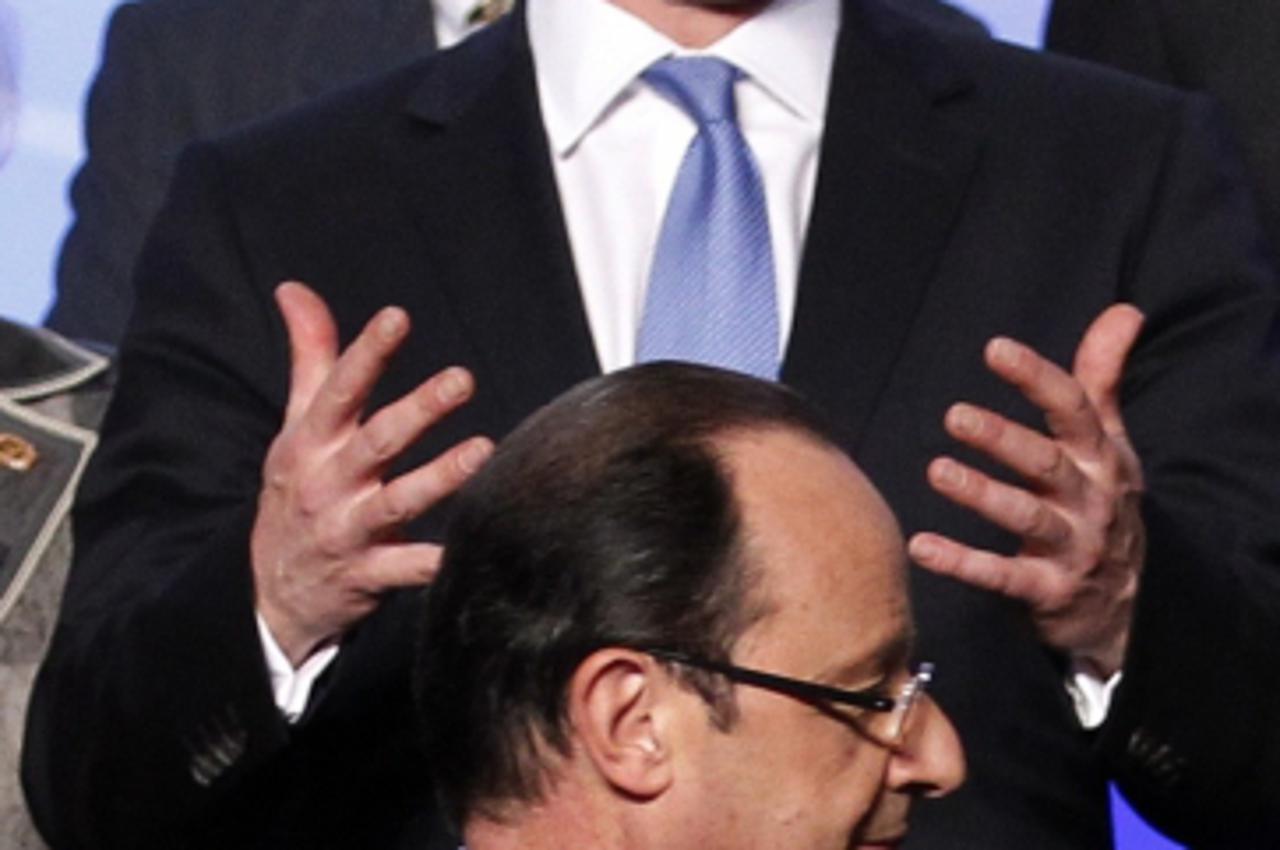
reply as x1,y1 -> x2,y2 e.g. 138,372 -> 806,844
885,695 -> 966,797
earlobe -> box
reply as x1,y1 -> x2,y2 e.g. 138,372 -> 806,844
569,649 -> 676,800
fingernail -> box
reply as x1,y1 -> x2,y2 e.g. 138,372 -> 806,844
459,439 -> 492,473
934,458 -> 963,487
909,536 -> 937,562
437,369 -> 470,403
950,405 -> 980,436
378,309 -> 405,341
989,338 -> 1018,367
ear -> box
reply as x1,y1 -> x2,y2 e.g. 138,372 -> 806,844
567,649 -> 676,800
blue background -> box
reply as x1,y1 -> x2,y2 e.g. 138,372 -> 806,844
0,3 -> 1184,847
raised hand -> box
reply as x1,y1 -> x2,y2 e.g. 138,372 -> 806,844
251,282 -> 493,666
909,304 -> 1146,676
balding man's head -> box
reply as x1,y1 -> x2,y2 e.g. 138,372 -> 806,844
414,363 -> 963,850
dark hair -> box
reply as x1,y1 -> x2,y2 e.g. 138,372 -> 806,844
414,362 -> 841,827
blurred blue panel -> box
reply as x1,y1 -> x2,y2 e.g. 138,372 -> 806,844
1112,785 -> 1185,850
946,0 -> 1051,47
0,0 -> 115,324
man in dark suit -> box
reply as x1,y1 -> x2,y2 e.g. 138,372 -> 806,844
24,0 -> 1280,848
1047,0 -> 1280,263
43,0 -> 971,350
44,0 -> 445,347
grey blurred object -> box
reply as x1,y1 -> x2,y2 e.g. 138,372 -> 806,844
0,320 -> 112,850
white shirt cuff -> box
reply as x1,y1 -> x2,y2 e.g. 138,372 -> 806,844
256,613 -> 340,723
1065,660 -> 1122,730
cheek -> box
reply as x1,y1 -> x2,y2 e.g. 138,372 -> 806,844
814,731 -> 891,817
752,719 -> 892,838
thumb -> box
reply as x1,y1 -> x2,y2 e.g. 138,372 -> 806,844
275,281 -> 338,423
1072,303 -> 1145,435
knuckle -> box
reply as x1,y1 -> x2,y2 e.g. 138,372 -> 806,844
1079,538 -> 1107,570
325,381 -> 358,408
1020,500 -> 1050,535
1033,445 -> 1068,481
313,523 -> 350,560
263,433 -> 300,475
377,490 -> 412,526
261,454 -> 293,493
987,562 -> 1018,598
1086,495 -> 1120,534
1067,385 -> 1091,416
295,478 -> 330,519
414,381 -> 447,417
1042,573 -> 1078,612
359,423 -> 399,465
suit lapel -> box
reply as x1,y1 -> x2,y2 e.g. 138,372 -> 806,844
387,0 -> 986,431
784,0 -> 982,448
397,12 -> 599,423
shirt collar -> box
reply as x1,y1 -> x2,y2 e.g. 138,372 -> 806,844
528,0 -> 840,156
432,0 -> 480,38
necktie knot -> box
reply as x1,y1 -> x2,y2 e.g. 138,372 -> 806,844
643,56 -> 741,127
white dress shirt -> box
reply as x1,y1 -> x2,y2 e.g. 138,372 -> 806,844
263,0 -> 1117,730
530,0 -> 838,372
432,0 -> 496,49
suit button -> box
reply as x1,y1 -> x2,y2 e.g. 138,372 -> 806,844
0,432 -> 39,471
186,706 -> 248,787
1127,728 -> 1186,791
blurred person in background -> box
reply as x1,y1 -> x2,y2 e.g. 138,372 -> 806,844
0,4 -> 113,847
43,0 -> 501,348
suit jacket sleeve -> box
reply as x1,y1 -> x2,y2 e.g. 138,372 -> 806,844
1096,92 -> 1280,843
25,117 -> 454,847
23,141 -> 296,848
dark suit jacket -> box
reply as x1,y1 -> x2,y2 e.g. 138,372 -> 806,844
1047,0 -> 1280,266
24,1 -> 1280,847
45,0 -> 438,348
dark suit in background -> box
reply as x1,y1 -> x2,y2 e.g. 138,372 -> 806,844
44,0 -> 438,347
23,1 -> 1280,848
1047,0 -> 1280,262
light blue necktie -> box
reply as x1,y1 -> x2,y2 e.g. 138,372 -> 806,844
636,57 -> 780,380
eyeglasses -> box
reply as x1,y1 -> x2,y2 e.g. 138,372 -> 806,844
642,647 -> 934,751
